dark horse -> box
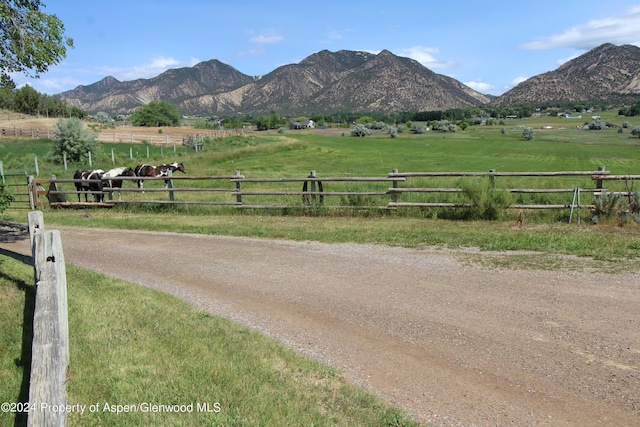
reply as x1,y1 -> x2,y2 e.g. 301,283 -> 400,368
73,169 -> 105,202
103,167 -> 136,200
134,162 -> 186,190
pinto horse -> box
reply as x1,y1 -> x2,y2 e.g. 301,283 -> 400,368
134,162 -> 186,190
73,169 -> 105,202
134,164 -> 166,191
103,167 -> 136,200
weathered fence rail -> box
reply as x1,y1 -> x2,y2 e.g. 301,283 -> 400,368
27,167 -> 639,214
1,126 -> 240,145
1,127 -> 55,139
26,211 -> 69,427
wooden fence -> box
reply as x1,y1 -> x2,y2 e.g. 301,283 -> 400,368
0,126 -> 241,145
26,211 -> 69,427
27,167 -> 640,218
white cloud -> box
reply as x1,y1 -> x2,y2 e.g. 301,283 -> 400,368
511,76 -> 528,86
520,7 -> 640,50
557,53 -> 579,66
249,31 -> 284,45
118,56 -> 182,80
397,46 -> 456,69
499,76 -> 529,93
464,79 -> 497,95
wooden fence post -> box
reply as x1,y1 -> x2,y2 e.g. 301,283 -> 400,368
596,165 -> 606,190
26,211 -> 69,427
167,170 -> 175,202
28,175 -> 36,209
392,169 -> 399,204
235,170 -> 242,205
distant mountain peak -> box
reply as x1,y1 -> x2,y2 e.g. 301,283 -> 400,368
58,44 -> 639,115
494,43 -> 640,106
58,49 -> 488,116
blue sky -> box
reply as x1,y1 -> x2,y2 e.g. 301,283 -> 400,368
14,0 -> 640,97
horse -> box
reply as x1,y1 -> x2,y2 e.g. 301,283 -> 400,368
134,162 -> 186,190
73,169 -> 105,202
159,162 -> 186,186
134,164 -> 167,191
102,167 -> 136,200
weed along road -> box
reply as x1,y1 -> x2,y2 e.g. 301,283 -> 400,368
3,226 -> 640,426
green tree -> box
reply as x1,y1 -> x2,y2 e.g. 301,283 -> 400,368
67,105 -> 86,119
94,111 -> 112,124
0,183 -> 14,213
38,93 -> 67,117
0,86 -> 14,109
0,0 -> 73,87
522,127 -> 534,141
130,100 -> 181,127
50,117 -> 97,163
13,84 -> 39,114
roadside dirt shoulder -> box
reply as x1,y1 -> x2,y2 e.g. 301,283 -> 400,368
2,225 -> 639,426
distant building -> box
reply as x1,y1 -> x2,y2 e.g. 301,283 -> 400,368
290,120 -> 315,129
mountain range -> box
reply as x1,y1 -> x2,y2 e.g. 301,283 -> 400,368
57,43 -> 640,116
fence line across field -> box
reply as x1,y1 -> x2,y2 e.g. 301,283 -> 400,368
0,127 -> 240,144
26,167 -> 639,217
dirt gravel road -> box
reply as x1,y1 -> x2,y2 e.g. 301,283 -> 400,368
2,225 -> 639,426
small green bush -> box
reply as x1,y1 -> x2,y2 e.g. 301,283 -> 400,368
50,117 -> 98,163
0,183 -> 14,213
591,191 -> 624,223
459,178 -> 512,220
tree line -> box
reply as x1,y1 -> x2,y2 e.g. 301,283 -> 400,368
0,83 -> 85,119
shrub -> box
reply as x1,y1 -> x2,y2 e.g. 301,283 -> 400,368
50,117 -> 98,163
522,127 -> 534,140
631,126 -> 640,138
591,191 -> 624,223
351,124 -> 371,137
0,183 -> 14,213
459,178 -> 512,220
411,124 -> 427,134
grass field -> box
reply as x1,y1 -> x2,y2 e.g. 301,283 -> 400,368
2,112 -> 639,263
1,113 -> 639,426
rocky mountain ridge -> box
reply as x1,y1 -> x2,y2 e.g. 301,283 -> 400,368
493,43 -> 640,106
57,44 -> 640,116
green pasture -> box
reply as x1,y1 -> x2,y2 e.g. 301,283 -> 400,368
1,116 -> 640,244
2,116 -> 639,212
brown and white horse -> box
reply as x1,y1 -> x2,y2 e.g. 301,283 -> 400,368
103,167 -> 136,200
73,169 -> 105,202
134,162 -> 186,190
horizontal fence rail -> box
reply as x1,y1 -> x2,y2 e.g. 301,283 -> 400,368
0,127 -> 240,145
26,167 -> 640,220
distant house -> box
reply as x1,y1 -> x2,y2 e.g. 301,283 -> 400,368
290,119 -> 315,129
